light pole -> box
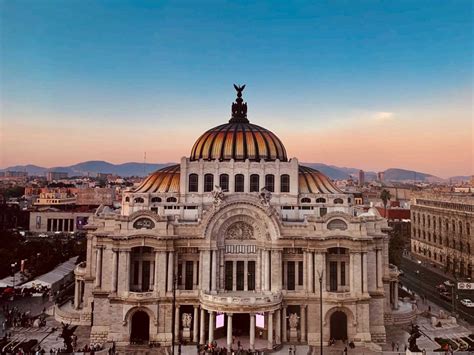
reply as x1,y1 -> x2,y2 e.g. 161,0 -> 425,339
317,270 -> 323,355
171,273 -> 182,355
11,262 -> 17,289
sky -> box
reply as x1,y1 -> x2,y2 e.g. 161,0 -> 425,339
0,0 -> 472,178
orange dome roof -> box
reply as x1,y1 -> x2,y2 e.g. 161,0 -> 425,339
133,164 -> 180,193
190,85 -> 287,162
298,165 -> 342,194
190,122 -> 287,162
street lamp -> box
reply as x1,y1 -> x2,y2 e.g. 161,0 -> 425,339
317,269 -> 324,355
11,262 -> 17,289
171,273 -> 182,355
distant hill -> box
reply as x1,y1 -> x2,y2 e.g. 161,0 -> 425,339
1,161 -> 172,177
0,161 -> 456,182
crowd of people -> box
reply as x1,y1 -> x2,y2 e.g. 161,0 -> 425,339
197,340 -> 259,355
2,304 -> 45,331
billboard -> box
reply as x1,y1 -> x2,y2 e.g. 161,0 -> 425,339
216,313 -> 224,328
256,313 -> 265,328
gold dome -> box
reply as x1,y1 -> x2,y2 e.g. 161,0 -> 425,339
133,164 -> 180,193
190,85 -> 287,162
298,165 -> 342,194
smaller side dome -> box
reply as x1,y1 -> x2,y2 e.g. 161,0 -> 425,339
133,164 -> 180,193
298,165 -> 342,194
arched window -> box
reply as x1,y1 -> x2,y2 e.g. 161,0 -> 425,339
459,221 -> 463,234
301,197 -> 311,203
280,174 -> 290,193
204,174 -> 214,192
219,174 -> 229,191
188,174 -> 198,192
235,174 -> 244,192
427,216 -> 431,228
467,223 -> 471,236
151,197 -> 162,203
452,220 -> 456,232
134,197 -> 144,203
166,197 -> 177,203
316,197 -> 326,203
250,174 -> 260,192
334,198 -> 344,204
422,215 -> 425,227
327,219 -> 348,231
125,197 -> 130,202
265,174 -> 275,192
133,218 -> 155,229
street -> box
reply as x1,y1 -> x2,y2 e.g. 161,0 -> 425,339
400,256 -> 474,324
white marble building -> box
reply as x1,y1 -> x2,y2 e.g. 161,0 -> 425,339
59,86 -> 395,350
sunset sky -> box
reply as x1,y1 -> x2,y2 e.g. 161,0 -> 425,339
1,1 -> 472,178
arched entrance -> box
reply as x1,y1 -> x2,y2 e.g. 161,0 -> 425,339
130,311 -> 150,344
330,311 -> 347,341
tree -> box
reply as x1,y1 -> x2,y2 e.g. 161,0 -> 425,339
380,189 -> 392,217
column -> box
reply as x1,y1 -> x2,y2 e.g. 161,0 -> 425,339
174,306 -> 180,341
250,314 -> 256,350
232,261 -> 237,291
275,308 -> 281,345
201,250 -> 211,292
352,252 -> 362,295
282,306 -> 287,342
95,247 -> 102,288
307,251 -> 314,293
78,280 -> 83,307
267,311 -> 274,349
74,280 -> 80,309
167,251 -> 174,292
362,252 -> 368,294
256,250 -> 261,291
271,250 -> 282,291
227,313 -> 233,350
111,250 -> 118,292
124,250 -> 130,292
211,250 -> 217,292
200,308 -> 206,344
193,306 -> 199,343
300,305 -> 306,342
138,259 -> 143,290
208,311 -> 215,343
154,251 -> 160,292
376,249 -> 383,289
244,261 -> 248,291
265,251 -> 270,291
394,281 -> 399,310
149,260 -> 155,290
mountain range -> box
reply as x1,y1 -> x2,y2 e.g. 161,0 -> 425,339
2,160 -> 469,182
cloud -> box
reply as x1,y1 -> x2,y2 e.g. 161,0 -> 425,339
372,111 -> 395,121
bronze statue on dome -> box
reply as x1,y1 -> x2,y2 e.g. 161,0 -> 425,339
230,84 -> 249,123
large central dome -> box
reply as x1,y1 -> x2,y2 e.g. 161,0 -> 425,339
190,85 -> 288,162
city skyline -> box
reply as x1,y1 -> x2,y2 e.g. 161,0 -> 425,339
1,1 -> 472,178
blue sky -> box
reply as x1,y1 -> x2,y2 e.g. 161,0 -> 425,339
1,0 -> 472,177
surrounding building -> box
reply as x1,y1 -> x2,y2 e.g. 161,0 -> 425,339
76,188 -> 115,206
358,170 -> 365,187
58,86 -> 394,350
377,172 -> 385,182
47,171 -> 69,182
29,208 -> 93,233
410,192 -> 474,278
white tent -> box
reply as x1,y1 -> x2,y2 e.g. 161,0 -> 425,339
22,256 -> 78,292
0,271 -> 27,288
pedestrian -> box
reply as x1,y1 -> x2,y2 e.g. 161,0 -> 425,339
391,342 -> 395,351
343,346 -> 348,354
396,342 -> 399,351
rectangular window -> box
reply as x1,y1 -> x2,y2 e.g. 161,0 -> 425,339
248,261 -> 255,291
219,174 -> 229,191
178,263 -> 183,285
36,216 -> 42,229
265,174 -> 275,192
329,261 -> 338,291
58,219 -> 63,232
298,261 -> 303,285
188,174 -> 199,192
287,261 -> 295,290
204,174 -> 214,192
250,174 -> 260,192
133,261 -> 139,285
142,261 -> 150,291
320,208 -> 327,217
185,261 -> 193,290
236,261 -> 245,290
47,219 -> 52,232
235,174 -> 245,192
340,261 -> 346,286
225,261 -> 233,291
280,174 -> 290,193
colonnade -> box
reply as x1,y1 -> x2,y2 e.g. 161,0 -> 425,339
174,304 -> 308,350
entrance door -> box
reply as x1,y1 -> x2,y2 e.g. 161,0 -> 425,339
330,311 -> 347,341
287,261 -> 295,290
185,261 -> 193,290
233,313 -> 250,336
131,311 -> 150,344
329,261 -> 338,291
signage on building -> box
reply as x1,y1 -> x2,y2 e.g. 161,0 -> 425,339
458,282 -> 474,290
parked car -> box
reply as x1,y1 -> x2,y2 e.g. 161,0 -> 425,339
436,284 -> 448,292
461,299 -> 474,308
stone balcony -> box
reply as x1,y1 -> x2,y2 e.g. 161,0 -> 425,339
200,290 -> 282,313
74,262 -> 87,277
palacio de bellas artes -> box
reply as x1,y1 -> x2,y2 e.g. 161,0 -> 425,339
58,85 -> 398,352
